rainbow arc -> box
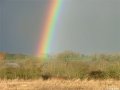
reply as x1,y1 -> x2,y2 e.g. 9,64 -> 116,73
37,0 -> 62,57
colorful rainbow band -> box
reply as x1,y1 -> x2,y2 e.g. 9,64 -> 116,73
37,0 -> 62,57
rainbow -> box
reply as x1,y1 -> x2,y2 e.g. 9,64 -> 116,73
37,0 -> 62,57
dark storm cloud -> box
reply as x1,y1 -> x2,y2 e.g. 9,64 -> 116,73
51,0 -> 120,54
0,0 -> 3,51
0,0 -> 120,55
0,0 -> 50,55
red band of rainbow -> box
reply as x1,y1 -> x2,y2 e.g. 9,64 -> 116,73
37,0 -> 62,57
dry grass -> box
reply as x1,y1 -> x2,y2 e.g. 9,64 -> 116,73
0,52 -> 120,90
0,79 -> 120,90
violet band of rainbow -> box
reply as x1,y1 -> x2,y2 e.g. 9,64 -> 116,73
37,0 -> 62,57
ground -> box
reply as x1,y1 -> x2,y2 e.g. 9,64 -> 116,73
0,79 -> 120,90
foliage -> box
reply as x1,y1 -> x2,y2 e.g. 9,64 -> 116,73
0,51 -> 120,80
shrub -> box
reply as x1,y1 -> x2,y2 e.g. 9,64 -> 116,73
0,52 -> 6,60
88,70 -> 107,79
56,51 -> 80,61
41,72 -> 51,80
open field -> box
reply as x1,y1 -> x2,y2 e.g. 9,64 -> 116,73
0,79 -> 120,90
0,51 -> 120,89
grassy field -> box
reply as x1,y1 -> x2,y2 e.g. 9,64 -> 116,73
0,51 -> 120,89
0,51 -> 120,80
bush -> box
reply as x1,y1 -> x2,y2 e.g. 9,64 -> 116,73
56,51 -> 80,61
88,70 -> 107,79
41,72 -> 51,80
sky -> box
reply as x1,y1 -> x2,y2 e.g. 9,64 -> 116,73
0,0 -> 120,56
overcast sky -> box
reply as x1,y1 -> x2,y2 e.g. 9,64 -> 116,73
0,0 -> 120,55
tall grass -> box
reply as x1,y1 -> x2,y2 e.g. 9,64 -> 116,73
0,51 -> 120,80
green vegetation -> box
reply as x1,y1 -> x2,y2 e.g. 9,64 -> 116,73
0,51 -> 120,80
